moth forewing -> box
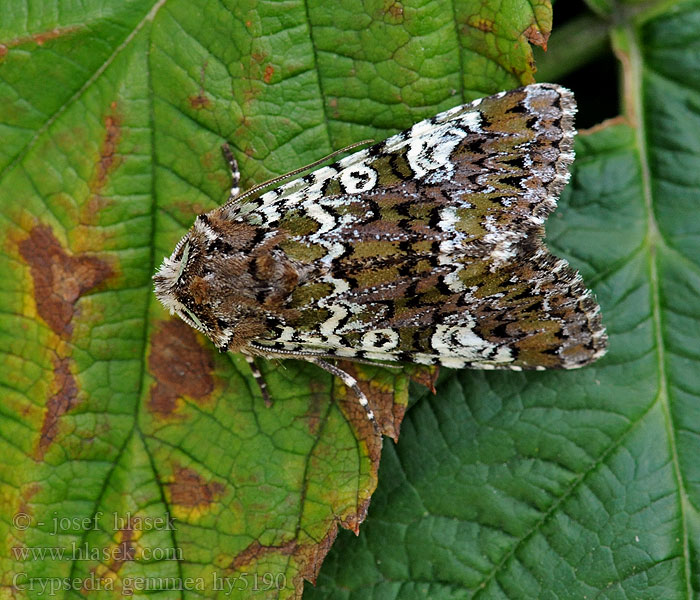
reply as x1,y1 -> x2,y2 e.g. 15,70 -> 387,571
154,83 -> 607,428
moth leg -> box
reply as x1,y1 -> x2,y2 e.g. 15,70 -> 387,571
221,143 -> 240,199
245,355 -> 272,407
313,359 -> 378,432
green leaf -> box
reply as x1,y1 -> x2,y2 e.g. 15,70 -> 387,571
307,2 -> 700,599
0,0 -> 550,596
4,0 -> 696,599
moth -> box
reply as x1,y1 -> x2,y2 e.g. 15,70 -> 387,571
154,83 -> 607,427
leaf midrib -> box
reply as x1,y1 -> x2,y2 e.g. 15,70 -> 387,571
623,21 -> 692,599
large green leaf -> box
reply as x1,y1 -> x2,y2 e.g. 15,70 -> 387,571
308,2 -> 700,599
0,1 -> 548,597
2,0 -> 697,599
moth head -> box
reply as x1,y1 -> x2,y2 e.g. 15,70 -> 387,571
153,215 -> 270,352
153,233 -> 209,331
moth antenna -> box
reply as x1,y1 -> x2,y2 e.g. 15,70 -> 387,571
335,357 -> 403,370
245,355 -> 272,407
226,139 -> 374,207
248,341 -> 326,357
221,143 -> 241,198
313,359 -> 379,434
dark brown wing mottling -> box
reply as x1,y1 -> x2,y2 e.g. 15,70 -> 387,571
256,84 -> 606,369
154,84 -> 606,372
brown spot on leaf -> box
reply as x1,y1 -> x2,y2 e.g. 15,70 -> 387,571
80,102 -> 122,225
17,483 -> 42,523
172,200 -> 207,218
243,85 -> 262,104
169,466 -> 225,508
11,484 -> 42,565
18,225 -> 113,337
86,527 -> 136,590
470,16 -> 494,33
112,528 -> 136,571
149,382 -> 179,416
382,0 -> 404,25
189,61 -> 211,109
263,64 -> 274,84
80,196 -> 106,225
34,26 -> 81,45
328,97 -> 340,119
228,526 -> 337,589
0,25 -> 82,59
231,539 -> 297,571
35,357 -> 79,460
93,102 -> 122,193
524,23 -> 549,50
238,115 -> 252,130
189,93 -> 211,109
148,319 -> 215,417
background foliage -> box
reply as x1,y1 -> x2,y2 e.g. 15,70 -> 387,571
1,0 -> 699,598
